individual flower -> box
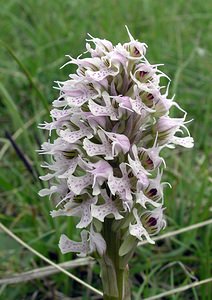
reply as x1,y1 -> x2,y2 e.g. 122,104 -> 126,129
141,206 -> 166,235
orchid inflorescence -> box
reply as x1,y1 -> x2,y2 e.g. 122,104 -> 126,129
38,27 -> 193,259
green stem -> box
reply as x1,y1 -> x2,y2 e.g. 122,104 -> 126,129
100,218 -> 131,300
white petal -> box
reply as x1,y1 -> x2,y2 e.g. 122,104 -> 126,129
66,89 -> 97,107
86,67 -> 118,81
91,191 -> 123,222
60,127 -> 93,143
68,174 -> 93,195
171,136 -> 194,148
59,231 -> 89,256
39,173 -> 57,181
83,131 -> 113,160
88,99 -> 118,120
38,186 -> 58,197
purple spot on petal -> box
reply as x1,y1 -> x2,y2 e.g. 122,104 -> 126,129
134,47 -> 140,56
147,94 -> 154,100
147,217 -> 157,227
148,188 -> 157,197
140,71 -> 148,77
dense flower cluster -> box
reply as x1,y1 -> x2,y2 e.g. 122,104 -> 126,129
39,28 -> 193,257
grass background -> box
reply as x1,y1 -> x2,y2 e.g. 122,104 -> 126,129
0,0 -> 212,299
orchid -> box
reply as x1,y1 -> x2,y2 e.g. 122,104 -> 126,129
39,26 -> 193,299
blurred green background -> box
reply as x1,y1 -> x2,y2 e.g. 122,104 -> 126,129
0,0 -> 212,299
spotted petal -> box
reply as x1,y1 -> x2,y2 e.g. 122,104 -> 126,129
86,66 -> 119,81
59,230 -> 89,256
102,130 -> 131,156
60,126 -> 93,144
88,92 -> 118,120
170,136 -> 194,148
83,130 -> 113,160
91,190 -> 123,221
50,108 -> 79,120
108,163 -> 132,209
68,174 -> 93,195
51,196 -> 97,228
66,86 -> 98,107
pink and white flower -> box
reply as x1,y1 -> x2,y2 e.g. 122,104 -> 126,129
39,27 -> 193,257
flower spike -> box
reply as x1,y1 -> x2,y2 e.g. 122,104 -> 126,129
39,27 -> 193,261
